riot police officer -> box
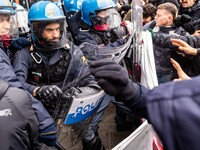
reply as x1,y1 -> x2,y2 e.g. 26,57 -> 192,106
12,1 -> 99,149
63,0 -> 84,43
76,0 -> 141,149
76,0 -> 128,46
0,8 -> 38,147
0,0 -> 57,148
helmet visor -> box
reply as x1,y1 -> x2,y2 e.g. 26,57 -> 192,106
0,7 -> 18,40
91,8 -> 122,31
31,19 -> 69,51
16,9 -> 29,34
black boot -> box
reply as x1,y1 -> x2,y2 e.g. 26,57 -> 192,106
115,108 -> 134,132
82,135 -> 105,150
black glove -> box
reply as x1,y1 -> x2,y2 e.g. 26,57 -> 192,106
35,85 -> 62,106
174,14 -> 192,27
90,60 -> 149,118
89,60 -> 139,100
38,123 -> 57,147
192,19 -> 200,31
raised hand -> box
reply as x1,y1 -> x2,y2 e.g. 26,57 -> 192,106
170,58 -> 191,81
170,38 -> 198,56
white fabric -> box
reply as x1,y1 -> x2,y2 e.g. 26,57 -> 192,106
112,120 -> 153,150
140,30 -> 158,89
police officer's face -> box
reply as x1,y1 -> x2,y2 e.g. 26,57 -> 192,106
154,9 -> 173,26
180,0 -> 196,8
42,23 -> 60,42
0,16 -> 10,35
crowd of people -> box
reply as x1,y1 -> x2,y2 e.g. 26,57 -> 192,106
1,0 -> 200,150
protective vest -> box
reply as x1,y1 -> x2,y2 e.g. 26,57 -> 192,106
28,47 -> 71,87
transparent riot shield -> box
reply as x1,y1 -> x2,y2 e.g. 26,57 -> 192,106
131,0 -> 143,82
53,77 -> 105,149
51,44 -> 105,149
79,34 -> 133,64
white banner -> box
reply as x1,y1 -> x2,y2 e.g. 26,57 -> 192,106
112,120 -> 153,150
140,30 -> 158,89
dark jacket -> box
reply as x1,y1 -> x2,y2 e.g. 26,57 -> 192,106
13,43 -> 94,95
68,10 -> 82,41
77,26 -> 128,46
153,33 -> 200,77
0,80 -> 38,150
123,76 -> 200,150
179,0 -> 200,20
0,46 -> 54,131
145,77 -> 200,150
13,39 -> 96,116
76,30 -> 104,46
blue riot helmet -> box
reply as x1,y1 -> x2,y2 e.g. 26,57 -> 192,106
63,0 -> 71,13
54,1 -> 62,10
0,0 -> 19,43
81,0 -> 116,27
64,0 -> 84,15
13,3 -> 29,36
81,0 -> 127,43
28,1 -> 67,52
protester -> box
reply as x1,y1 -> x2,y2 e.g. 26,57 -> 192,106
143,2 -> 189,83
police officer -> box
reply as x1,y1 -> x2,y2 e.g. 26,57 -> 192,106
76,0 -> 140,148
13,0 -> 94,114
76,0 -> 128,46
90,59 -> 200,150
12,1 -> 98,149
0,0 -> 57,147
0,9 -> 38,146
63,0 -> 84,43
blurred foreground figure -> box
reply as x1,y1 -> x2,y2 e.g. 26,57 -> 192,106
0,1 -> 38,149
90,59 -> 200,150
